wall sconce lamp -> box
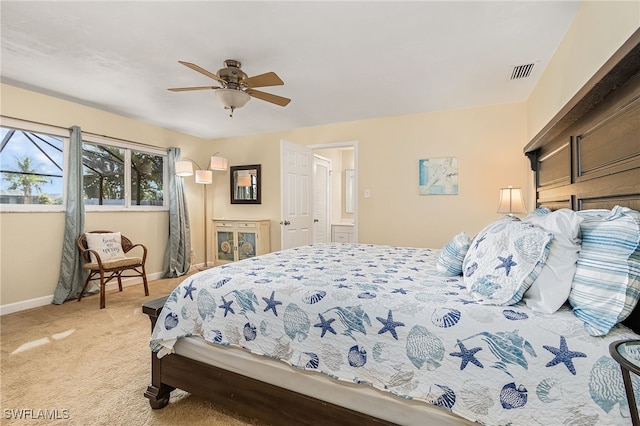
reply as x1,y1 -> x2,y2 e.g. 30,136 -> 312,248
175,153 -> 228,269
497,186 -> 527,216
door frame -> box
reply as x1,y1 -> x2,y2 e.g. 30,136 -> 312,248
309,140 -> 358,243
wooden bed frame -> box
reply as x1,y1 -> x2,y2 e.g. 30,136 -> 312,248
523,29 -> 640,213
523,28 -> 640,334
143,29 -> 640,424
142,297 -> 396,425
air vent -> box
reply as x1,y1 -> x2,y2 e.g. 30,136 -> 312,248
510,63 -> 535,80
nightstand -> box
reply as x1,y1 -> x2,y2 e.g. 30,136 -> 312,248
609,339 -> 640,425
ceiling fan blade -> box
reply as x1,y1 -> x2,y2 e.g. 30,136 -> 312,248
242,72 -> 284,88
168,86 -> 221,92
246,89 -> 291,107
178,61 -> 226,84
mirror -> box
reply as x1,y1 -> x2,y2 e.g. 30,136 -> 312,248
230,164 -> 261,204
345,169 -> 354,213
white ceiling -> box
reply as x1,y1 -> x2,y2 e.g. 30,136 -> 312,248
1,1 -> 580,140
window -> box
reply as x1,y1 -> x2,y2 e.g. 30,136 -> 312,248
83,143 -> 125,206
82,139 -> 166,208
0,120 -> 168,211
131,150 -> 165,206
82,137 -> 166,209
0,125 -> 66,210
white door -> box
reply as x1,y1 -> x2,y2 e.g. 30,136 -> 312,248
313,155 -> 331,243
280,140 -> 313,250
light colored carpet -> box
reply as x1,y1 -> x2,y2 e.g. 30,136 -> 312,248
0,276 -> 267,425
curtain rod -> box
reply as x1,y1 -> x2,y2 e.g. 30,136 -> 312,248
0,114 -> 164,150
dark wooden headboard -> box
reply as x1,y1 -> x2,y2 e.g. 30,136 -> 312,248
524,28 -> 640,212
524,29 -> 640,333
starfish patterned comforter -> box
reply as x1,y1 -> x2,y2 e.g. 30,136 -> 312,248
150,243 -> 640,425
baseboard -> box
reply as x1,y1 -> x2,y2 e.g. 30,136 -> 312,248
189,263 -> 209,272
0,294 -> 55,316
0,271 -> 166,316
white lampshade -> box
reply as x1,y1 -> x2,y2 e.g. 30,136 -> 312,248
195,169 -> 213,184
497,186 -> 527,216
215,88 -> 250,109
210,155 -> 228,171
175,160 -> 194,176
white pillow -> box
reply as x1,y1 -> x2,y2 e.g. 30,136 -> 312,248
463,216 -> 553,305
436,232 -> 471,276
85,232 -> 126,262
522,208 -> 582,313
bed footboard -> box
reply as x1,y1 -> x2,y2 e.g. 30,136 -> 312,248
142,296 -> 174,409
142,296 -> 397,425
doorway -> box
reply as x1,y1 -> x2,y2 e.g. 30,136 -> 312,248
312,144 -> 356,243
279,140 -> 357,250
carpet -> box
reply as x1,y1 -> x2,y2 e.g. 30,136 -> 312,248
0,276 -> 267,425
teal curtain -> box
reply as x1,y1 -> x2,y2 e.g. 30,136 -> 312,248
52,126 -> 86,304
163,147 -> 192,277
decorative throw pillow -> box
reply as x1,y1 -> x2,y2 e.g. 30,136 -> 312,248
436,232 -> 471,276
522,208 -> 582,313
85,232 -> 126,262
569,206 -> 640,336
463,216 -> 553,305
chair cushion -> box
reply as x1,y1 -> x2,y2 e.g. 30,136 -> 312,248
83,257 -> 143,270
85,232 -> 126,262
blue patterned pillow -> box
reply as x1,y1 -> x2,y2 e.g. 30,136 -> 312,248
437,232 -> 471,276
569,206 -> 640,336
463,216 -> 553,305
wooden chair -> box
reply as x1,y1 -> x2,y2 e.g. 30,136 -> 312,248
77,230 -> 149,309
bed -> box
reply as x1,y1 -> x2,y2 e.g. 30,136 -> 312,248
144,29 -> 640,425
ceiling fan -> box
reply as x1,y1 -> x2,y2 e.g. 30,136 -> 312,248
168,60 -> 291,117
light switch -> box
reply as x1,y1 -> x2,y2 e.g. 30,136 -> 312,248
364,189 -> 371,198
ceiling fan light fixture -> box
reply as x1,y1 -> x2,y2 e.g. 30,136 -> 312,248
171,60 -> 290,114
215,88 -> 251,116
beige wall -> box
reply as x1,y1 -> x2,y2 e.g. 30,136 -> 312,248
210,102 -> 529,251
527,1 -> 640,140
0,211 -> 168,305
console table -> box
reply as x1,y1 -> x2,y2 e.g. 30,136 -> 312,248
212,219 -> 270,265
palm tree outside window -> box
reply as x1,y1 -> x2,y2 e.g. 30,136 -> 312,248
0,127 -> 64,205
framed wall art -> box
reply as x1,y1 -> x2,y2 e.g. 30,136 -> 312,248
418,157 -> 458,195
